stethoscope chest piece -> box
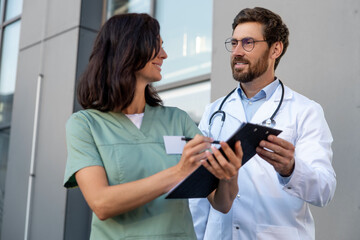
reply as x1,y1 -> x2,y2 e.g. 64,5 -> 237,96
262,118 -> 276,128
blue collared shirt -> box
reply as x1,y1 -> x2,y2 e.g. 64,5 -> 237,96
237,79 -> 279,122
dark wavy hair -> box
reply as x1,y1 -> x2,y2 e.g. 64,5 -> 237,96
232,7 -> 289,70
77,13 -> 163,112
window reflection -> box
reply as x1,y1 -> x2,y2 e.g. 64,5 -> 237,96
0,21 -> 20,96
106,0 -> 151,19
158,81 -> 210,123
0,0 -> 3,22
4,0 -> 23,21
155,0 -> 212,86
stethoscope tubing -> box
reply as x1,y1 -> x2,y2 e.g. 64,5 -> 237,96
268,80 -> 284,122
208,80 -> 284,128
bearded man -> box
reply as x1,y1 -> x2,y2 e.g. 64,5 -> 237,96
189,7 -> 336,240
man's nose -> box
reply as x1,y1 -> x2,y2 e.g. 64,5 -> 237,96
232,43 -> 245,56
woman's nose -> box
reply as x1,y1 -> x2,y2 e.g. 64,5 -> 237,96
159,47 -> 168,59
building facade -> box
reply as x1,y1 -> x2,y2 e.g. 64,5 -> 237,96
1,0 -> 359,239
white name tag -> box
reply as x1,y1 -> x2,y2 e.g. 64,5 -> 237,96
163,136 -> 186,154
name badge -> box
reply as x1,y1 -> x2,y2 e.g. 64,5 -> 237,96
163,136 -> 186,154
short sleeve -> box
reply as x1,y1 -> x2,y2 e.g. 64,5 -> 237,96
63,112 -> 103,188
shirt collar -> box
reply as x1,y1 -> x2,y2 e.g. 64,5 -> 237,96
237,78 -> 280,101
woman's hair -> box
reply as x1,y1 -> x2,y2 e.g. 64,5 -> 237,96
77,13 -> 163,112
232,7 -> 289,70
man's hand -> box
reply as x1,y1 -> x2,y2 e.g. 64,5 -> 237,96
256,135 -> 295,177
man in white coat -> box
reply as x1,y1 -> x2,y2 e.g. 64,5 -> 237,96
189,7 -> 336,240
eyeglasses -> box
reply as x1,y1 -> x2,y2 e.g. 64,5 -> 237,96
225,37 -> 267,52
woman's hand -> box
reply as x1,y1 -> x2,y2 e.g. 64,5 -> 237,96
201,141 -> 243,181
175,134 -> 213,179
203,140 -> 243,213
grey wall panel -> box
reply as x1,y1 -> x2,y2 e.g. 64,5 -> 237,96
2,29 -> 79,240
19,0 -> 48,49
45,0 -> 82,40
210,1 -> 237,100
212,1 -> 360,239
1,44 -> 42,240
19,0 -> 82,50
2,0 -> 82,239
28,29 -> 78,240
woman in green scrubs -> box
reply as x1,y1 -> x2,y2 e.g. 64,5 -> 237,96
64,13 -> 243,240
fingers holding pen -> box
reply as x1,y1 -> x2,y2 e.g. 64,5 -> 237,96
182,134 -> 213,162
184,134 -> 212,149
178,135 -> 244,181
178,134 -> 214,176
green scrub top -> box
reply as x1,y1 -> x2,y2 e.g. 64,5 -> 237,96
64,104 -> 201,240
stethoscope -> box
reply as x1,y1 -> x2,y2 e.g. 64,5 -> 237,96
208,80 -> 284,139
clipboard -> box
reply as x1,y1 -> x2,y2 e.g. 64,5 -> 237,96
165,123 -> 282,199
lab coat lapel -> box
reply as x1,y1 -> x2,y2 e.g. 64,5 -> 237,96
223,91 -> 247,123
251,84 -> 293,124
251,97 -> 279,125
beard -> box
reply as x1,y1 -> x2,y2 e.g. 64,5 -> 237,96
231,49 -> 270,83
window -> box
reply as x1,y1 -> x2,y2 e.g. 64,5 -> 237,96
0,0 -> 22,235
157,81 -> 210,122
0,21 -> 21,95
105,0 -> 212,122
154,0 -> 212,87
105,0 -> 152,18
154,0 -> 212,122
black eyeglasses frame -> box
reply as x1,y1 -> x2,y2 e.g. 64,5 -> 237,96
225,37 -> 267,52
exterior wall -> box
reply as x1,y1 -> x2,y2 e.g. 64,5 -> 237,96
1,0 -> 102,239
211,1 -> 360,239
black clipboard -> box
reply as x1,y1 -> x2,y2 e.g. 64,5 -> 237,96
165,123 -> 282,199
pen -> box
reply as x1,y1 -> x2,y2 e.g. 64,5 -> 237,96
181,137 -> 221,144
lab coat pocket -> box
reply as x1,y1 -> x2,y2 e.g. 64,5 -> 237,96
256,224 -> 300,240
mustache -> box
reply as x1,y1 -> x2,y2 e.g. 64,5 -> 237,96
232,56 -> 249,64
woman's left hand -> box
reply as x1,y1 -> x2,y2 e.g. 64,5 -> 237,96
203,140 -> 243,213
201,141 -> 243,181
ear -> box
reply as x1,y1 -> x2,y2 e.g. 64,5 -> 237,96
270,41 -> 283,60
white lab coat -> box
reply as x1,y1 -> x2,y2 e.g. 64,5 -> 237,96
189,83 -> 336,240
